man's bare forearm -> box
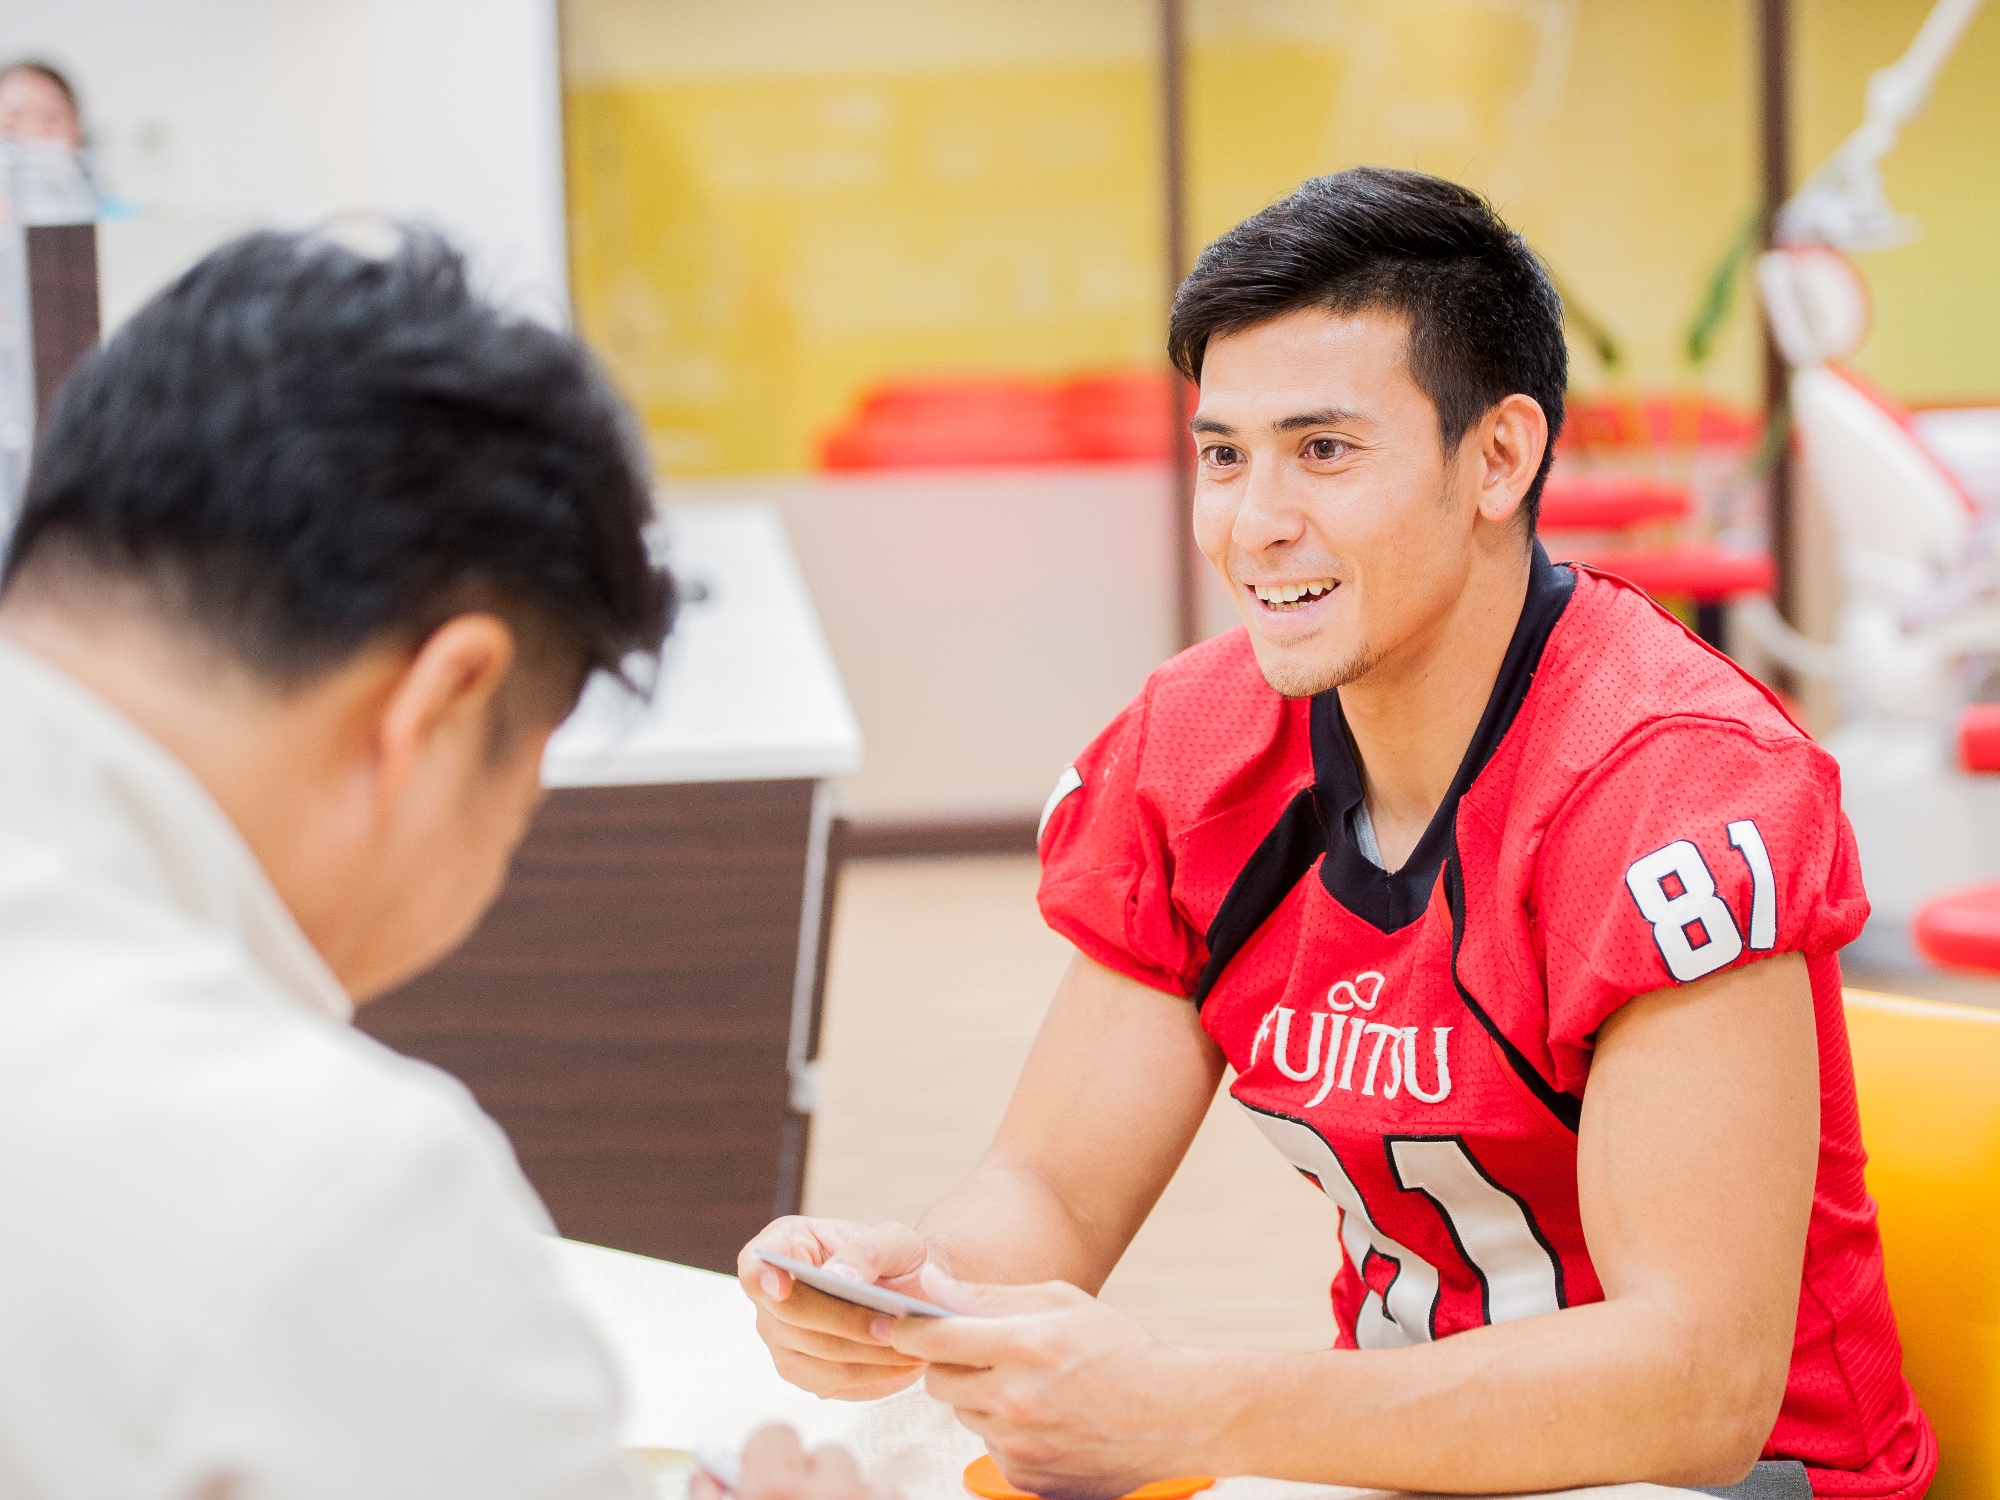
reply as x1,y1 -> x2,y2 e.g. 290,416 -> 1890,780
915,954 -> 1224,1294
1164,1296 -> 1776,1494
915,1159 -> 1128,1293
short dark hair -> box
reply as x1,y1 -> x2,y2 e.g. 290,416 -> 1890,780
1168,168 -> 1567,527
4,227 -> 674,711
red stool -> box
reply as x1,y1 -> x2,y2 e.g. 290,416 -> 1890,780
1567,548 -> 1776,649
1957,702 -> 2000,773
1910,705 -> 2000,972
1540,477 -> 1765,649
1913,884 -> 2000,972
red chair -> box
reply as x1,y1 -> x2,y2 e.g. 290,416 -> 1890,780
1539,470 -> 1774,643
816,371 -> 1189,471
1558,394 -> 1761,460
818,379 -> 1071,470
1059,372 -> 1181,462
1575,548 -> 1777,603
1537,473 -> 1689,530
1540,390 -> 1774,648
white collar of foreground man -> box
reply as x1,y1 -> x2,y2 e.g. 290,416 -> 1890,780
0,635 -> 352,1023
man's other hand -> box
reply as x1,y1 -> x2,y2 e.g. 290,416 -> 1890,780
738,1217 -> 932,1400
690,1426 -> 897,1500
889,1266 -> 1209,1500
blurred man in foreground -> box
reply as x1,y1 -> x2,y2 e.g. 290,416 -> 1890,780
0,229 -> 872,1499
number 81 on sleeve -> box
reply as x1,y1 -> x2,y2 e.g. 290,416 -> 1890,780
1624,820 -> 1777,983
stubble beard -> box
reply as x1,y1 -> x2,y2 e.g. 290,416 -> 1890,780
1257,635 -> 1381,700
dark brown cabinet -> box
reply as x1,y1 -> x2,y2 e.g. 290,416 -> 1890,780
362,777 -> 839,1273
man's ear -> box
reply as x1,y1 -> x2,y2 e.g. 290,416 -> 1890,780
1472,394 -> 1550,527
375,614 -> 518,803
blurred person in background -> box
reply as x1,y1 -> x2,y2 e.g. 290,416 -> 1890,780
0,227 -> 883,1500
0,60 -> 83,148
0,55 -> 118,224
0,59 -> 92,576
0,56 -> 96,220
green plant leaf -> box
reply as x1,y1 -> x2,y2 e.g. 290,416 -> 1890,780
1687,208 -> 1762,369
1548,268 -> 1624,374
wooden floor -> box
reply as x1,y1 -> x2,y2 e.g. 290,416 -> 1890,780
803,854 -> 2000,1354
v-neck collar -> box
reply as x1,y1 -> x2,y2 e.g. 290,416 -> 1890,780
1309,544 -> 1575,932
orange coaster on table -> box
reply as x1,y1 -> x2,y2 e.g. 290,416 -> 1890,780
962,1454 -> 1216,1500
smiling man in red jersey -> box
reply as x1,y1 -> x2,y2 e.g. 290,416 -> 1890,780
740,170 -> 1933,1500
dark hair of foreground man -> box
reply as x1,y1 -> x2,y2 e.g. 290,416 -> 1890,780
5,228 -> 675,707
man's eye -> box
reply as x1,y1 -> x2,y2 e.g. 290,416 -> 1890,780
1202,445 -> 1243,467
1307,438 -> 1349,461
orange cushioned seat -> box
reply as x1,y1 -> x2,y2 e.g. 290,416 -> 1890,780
1844,990 -> 2000,1498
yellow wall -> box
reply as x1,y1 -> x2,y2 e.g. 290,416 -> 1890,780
560,0 -> 1998,478
1185,0 -> 1763,406
561,0 -> 1163,476
1795,0 -> 2000,401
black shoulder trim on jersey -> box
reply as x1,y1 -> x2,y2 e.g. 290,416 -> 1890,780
1312,545 -> 1577,933
1193,785 -> 1325,1010
1441,853 -> 1582,1133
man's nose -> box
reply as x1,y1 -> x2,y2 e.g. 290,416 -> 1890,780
1232,461 -> 1308,554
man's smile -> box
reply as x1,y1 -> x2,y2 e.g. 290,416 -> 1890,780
1251,578 -> 1338,612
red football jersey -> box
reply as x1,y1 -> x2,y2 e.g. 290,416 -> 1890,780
1038,551 -> 1933,1499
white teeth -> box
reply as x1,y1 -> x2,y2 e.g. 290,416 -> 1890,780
1253,579 -> 1336,607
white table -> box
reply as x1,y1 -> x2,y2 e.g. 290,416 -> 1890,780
548,1239 -> 1704,1500
545,502 -> 862,790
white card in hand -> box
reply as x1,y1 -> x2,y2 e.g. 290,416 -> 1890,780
755,1251 -> 959,1320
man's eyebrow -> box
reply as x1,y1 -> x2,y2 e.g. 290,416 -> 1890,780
1274,406 -> 1368,432
1188,407 -> 1370,437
